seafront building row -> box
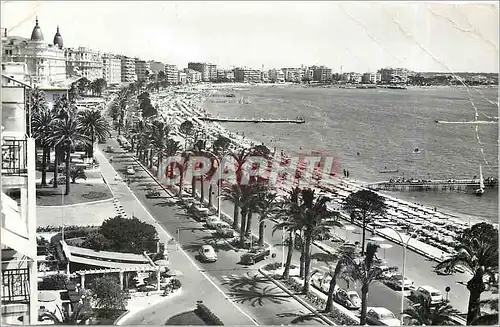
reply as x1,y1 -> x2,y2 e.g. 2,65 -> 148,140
4,18 -> 495,91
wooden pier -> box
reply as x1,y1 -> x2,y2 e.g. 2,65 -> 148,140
197,117 -> 305,124
366,178 -> 498,192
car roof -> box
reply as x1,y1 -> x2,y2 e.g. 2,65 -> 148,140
368,307 -> 393,315
418,285 -> 440,292
202,245 -> 214,250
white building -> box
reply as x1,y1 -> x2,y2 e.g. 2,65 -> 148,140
1,75 -> 38,325
362,72 -> 381,84
2,18 -> 66,86
120,56 -> 137,83
65,47 -> 104,81
184,68 -> 202,83
268,69 -> 285,83
165,64 -> 178,84
102,53 -> 121,85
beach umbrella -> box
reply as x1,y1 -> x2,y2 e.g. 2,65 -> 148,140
378,243 -> 393,259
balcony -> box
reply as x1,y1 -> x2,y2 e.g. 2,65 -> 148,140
1,138 -> 27,176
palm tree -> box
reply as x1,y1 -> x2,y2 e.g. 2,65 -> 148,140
159,138 -> 181,179
38,302 -> 91,325
222,183 -> 244,231
149,119 -> 170,169
189,139 -> 208,201
273,187 -> 302,279
471,297 -> 498,325
403,294 -> 459,325
78,109 -> 111,158
237,182 -> 265,248
343,242 -> 397,325
48,114 -> 90,195
435,222 -> 499,325
32,107 -> 55,186
300,188 -> 343,293
343,189 -> 387,255
208,135 -> 231,208
179,120 -> 194,150
256,190 -> 280,246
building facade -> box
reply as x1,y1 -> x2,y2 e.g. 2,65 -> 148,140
234,67 -> 261,83
311,65 -> 332,83
2,19 -> 66,86
362,72 -> 381,84
268,69 -> 285,83
134,58 -> 150,81
178,71 -> 187,84
65,47 -> 104,81
148,60 -> 164,73
184,68 -> 202,83
120,56 -> 137,83
378,67 -> 410,84
216,69 -> 235,82
102,53 -> 121,85
281,68 -> 303,82
187,62 -> 217,82
164,64 -> 178,84
1,75 -> 38,325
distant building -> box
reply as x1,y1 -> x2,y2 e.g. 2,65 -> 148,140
261,70 -> 269,83
281,68 -> 303,82
148,60 -> 165,73
311,65 -> 332,83
120,56 -> 137,83
342,72 -> 362,83
184,68 -> 202,83
164,64 -> 178,84
134,58 -> 150,81
102,53 -> 121,85
216,69 -> 234,82
65,47 -> 104,81
187,62 -> 217,82
234,67 -> 261,83
178,71 -> 187,84
1,62 -> 29,82
268,69 -> 285,83
378,67 -> 410,84
362,72 -> 381,84
2,18 -> 66,86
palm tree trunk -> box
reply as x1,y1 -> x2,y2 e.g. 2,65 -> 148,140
258,220 -> 265,246
282,230 -> 294,279
239,210 -> 247,249
200,177 -> 205,204
361,213 -> 367,255
53,147 -> 59,188
65,146 -> 71,195
299,231 -> 305,279
325,276 -> 338,312
302,234 -> 312,293
245,211 -> 253,237
41,146 -> 48,186
149,149 -> 154,169
360,284 -> 369,325
232,202 -> 239,230
466,268 -> 486,324
90,134 -> 95,158
178,174 -> 184,199
208,184 -> 213,207
191,176 -> 196,198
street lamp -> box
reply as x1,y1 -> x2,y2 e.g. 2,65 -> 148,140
383,224 -> 425,326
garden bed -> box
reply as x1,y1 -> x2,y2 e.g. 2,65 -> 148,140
34,182 -> 112,206
166,311 -> 207,325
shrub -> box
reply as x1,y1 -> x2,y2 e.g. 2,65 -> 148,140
194,303 -> 224,325
90,275 -> 128,318
163,278 -> 182,295
263,262 -> 283,271
38,273 -> 68,290
99,216 -> 158,254
81,232 -> 112,251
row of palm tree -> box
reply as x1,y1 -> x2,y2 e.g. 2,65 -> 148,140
30,86 -> 111,195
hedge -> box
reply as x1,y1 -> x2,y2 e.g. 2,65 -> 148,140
194,303 -> 224,325
38,273 -> 68,290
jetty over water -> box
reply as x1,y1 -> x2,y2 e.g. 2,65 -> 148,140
197,117 -> 306,124
366,178 -> 498,192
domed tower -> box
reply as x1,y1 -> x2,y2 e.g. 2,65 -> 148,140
30,16 -> 44,41
53,25 -> 63,49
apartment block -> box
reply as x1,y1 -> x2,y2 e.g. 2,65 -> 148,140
164,64 -> 178,84
65,47 -> 104,81
268,69 -> 285,83
378,67 -> 410,84
281,68 -> 303,82
362,72 -> 381,84
187,62 -> 217,82
135,58 -> 150,81
184,68 -> 202,83
234,67 -> 262,83
311,65 -> 332,83
102,53 -> 121,85
120,56 -> 137,83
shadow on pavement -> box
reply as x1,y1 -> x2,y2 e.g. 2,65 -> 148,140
276,312 -> 325,324
228,284 -> 293,307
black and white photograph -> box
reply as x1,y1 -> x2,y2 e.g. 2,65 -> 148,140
1,1 -> 498,326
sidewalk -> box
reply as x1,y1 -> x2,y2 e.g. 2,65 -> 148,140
95,141 -> 258,325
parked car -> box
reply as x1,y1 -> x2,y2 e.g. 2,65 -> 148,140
205,216 -> 221,229
106,145 -> 114,153
409,285 -> 443,305
214,222 -> 233,238
385,274 -> 414,290
335,289 -> 361,310
366,307 -> 400,326
311,272 -> 334,294
239,247 -> 270,265
198,245 -> 217,262
126,166 -> 135,175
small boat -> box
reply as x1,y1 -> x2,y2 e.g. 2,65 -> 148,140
413,148 -> 421,154
380,169 -> 399,174
475,165 -> 485,196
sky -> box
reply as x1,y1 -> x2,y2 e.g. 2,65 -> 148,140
1,1 -> 498,73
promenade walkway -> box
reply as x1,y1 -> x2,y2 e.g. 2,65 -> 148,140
94,145 -> 257,326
